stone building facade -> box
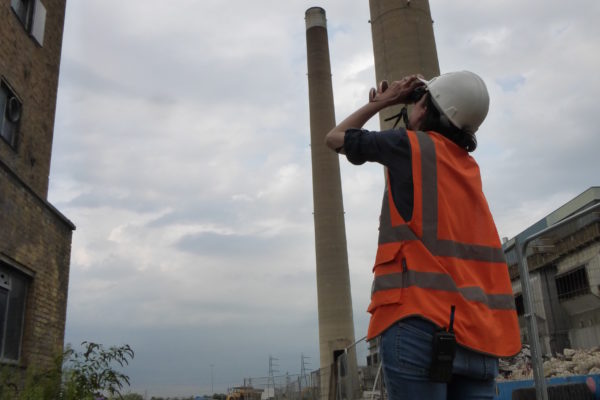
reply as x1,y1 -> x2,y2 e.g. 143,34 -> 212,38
1,0 -> 73,370
505,187 -> 600,355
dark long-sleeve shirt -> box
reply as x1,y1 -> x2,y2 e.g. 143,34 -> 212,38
344,128 -> 414,221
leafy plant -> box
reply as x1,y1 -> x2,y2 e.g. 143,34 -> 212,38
0,341 -> 134,400
63,341 -> 135,399
0,353 -> 63,400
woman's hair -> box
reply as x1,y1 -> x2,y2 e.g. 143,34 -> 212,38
421,94 -> 477,152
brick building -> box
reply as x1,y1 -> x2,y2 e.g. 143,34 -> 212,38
1,0 -> 73,370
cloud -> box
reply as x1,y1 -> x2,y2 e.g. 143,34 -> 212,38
48,0 -> 600,397
496,75 -> 526,92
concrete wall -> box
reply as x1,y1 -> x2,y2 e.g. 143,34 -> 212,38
513,239 -> 600,354
305,7 -> 358,400
569,308 -> 600,349
513,272 -> 554,354
369,0 -> 440,130
559,242 -> 600,349
513,272 -> 547,321
556,242 -> 600,285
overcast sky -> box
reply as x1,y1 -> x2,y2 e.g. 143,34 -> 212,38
48,0 -> 600,397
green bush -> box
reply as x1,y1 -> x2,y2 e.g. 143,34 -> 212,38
0,342 -> 134,400
0,352 -> 63,400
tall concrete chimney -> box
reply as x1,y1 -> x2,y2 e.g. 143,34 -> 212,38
305,7 -> 358,400
369,0 -> 441,130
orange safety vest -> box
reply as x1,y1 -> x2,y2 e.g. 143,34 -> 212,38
367,130 -> 521,357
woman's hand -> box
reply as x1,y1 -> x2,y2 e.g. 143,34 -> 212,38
325,75 -> 424,152
369,75 -> 424,106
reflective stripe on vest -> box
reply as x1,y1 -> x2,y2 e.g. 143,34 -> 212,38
371,270 -> 515,310
378,131 -> 505,263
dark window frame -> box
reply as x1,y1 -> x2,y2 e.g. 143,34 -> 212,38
10,0 -> 34,30
10,0 -> 46,46
0,78 -> 22,150
555,265 -> 591,302
514,293 -> 525,316
0,262 -> 29,363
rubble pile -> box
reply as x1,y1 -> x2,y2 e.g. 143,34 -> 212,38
498,345 -> 533,381
498,345 -> 600,381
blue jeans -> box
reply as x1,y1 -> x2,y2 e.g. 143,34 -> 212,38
380,317 -> 499,400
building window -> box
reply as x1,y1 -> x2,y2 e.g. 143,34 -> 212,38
514,293 -> 525,316
0,263 -> 29,362
555,266 -> 591,302
11,0 -> 33,28
10,0 -> 46,46
0,80 -> 22,149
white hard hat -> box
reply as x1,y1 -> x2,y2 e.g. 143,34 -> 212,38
420,71 -> 490,135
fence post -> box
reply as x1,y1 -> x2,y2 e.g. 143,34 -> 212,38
515,237 -> 548,400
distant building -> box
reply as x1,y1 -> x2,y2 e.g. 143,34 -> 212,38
504,187 -> 600,355
1,0 -> 73,371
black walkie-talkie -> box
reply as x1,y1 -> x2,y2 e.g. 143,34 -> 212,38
430,305 -> 457,383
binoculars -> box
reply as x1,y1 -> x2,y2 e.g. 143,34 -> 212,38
369,80 -> 427,103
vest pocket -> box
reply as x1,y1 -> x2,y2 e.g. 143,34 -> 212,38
367,290 -> 402,313
368,258 -> 408,312
374,242 -> 403,266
